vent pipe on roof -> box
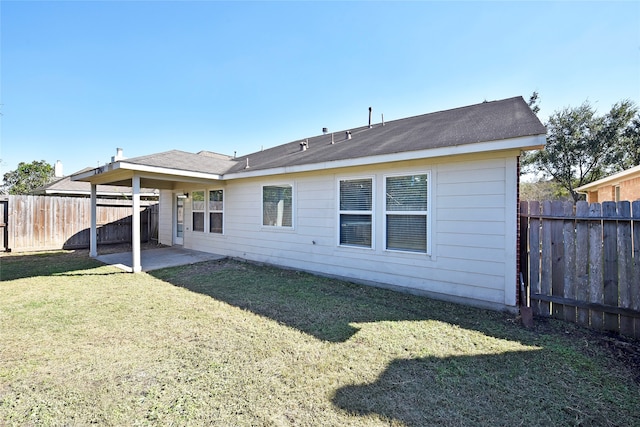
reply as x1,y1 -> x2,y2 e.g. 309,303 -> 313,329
368,107 -> 372,128
54,160 -> 63,178
245,158 -> 250,169
381,113 -> 385,126
331,133 -> 334,144
346,131 -> 352,140
300,139 -> 309,151
322,127 -> 328,134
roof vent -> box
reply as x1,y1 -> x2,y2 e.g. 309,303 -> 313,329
381,113 -> 385,126
111,147 -> 125,163
322,127 -> 328,134
300,139 -> 309,151
346,131 -> 352,140
245,158 -> 250,169
368,107 -> 372,128
331,133 -> 335,144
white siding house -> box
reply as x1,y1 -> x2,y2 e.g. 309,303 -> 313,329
73,97 -> 546,312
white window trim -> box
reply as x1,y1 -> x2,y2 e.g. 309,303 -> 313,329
191,189 -> 206,233
261,182 -> 295,230
208,188 -> 224,235
383,171 -> 431,255
337,176 -> 375,249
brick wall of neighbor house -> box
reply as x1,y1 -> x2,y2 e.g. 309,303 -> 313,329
621,176 -> 640,201
596,185 -> 615,203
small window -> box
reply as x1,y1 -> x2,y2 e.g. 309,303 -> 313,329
192,191 -> 205,232
263,185 -> 292,227
209,189 -> 223,234
385,174 -> 429,253
339,178 -> 373,247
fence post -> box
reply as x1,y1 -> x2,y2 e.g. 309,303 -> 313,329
575,201 -> 590,326
550,201 -> 565,318
588,202 -> 604,330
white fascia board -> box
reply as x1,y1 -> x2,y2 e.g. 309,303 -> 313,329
46,189 -> 157,197
224,134 -> 546,180
71,162 -> 223,182
117,162 -> 223,180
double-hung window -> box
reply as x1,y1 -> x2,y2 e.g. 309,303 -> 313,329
339,178 -> 373,248
385,173 -> 429,253
192,190 -> 205,232
209,190 -> 223,234
263,185 -> 293,227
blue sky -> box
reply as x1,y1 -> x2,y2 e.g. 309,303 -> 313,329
1,1 -> 639,177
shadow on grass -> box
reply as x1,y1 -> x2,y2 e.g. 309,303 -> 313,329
151,259 -> 536,344
331,351 -> 625,427
0,251 -> 105,281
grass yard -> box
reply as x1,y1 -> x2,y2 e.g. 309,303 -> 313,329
1,250 -> 639,426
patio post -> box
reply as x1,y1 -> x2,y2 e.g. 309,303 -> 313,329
90,184 -> 97,257
132,174 -> 142,273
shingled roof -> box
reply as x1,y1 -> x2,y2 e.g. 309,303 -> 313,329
74,96 -> 545,182
224,96 -> 545,174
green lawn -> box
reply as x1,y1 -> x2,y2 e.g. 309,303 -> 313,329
1,250 -> 639,426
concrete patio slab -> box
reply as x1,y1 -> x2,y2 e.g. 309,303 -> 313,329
95,247 -> 225,272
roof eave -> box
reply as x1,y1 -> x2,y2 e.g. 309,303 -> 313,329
575,164 -> 640,192
71,161 -> 224,183
223,134 -> 546,179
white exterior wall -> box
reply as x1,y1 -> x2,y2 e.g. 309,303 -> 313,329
168,151 -> 520,311
158,189 -> 173,246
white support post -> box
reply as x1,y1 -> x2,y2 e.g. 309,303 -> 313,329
132,175 -> 142,273
90,184 -> 97,257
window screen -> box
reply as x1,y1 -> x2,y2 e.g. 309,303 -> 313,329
339,178 -> 372,247
192,191 -> 205,232
209,190 -> 223,233
263,185 -> 292,227
385,174 -> 428,253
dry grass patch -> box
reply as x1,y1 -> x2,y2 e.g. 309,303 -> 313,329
1,251 -> 639,426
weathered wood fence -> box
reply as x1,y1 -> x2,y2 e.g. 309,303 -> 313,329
0,195 -> 158,252
519,200 -> 640,339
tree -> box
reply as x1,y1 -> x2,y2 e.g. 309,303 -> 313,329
614,114 -> 640,170
522,100 -> 637,203
2,160 -> 54,195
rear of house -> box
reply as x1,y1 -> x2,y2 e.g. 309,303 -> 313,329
73,96 -> 546,312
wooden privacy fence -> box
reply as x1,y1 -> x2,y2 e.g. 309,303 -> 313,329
519,200 -> 640,339
1,195 -> 159,252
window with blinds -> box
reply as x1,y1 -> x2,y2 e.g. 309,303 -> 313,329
192,190 -> 205,232
339,178 -> 373,247
209,189 -> 223,234
385,174 -> 428,253
263,185 -> 293,227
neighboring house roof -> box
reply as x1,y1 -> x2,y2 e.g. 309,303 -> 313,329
575,164 -> 640,193
34,168 -> 159,197
72,96 -> 546,185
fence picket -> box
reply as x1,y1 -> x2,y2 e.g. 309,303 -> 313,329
602,202 -> 619,332
588,203 -> 604,330
562,201 -> 576,322
632,201 -> 640,340
528,201 -> 541,316
616,201 -> 633,337
540,201 -> 553,317
575,201 -> 590,326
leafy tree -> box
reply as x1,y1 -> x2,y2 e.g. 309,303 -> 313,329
2,160 -> 54,195
522,100 -> 637,203
614,114 -> 640,170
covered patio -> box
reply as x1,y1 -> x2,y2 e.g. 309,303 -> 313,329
95,246 -> 225,273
